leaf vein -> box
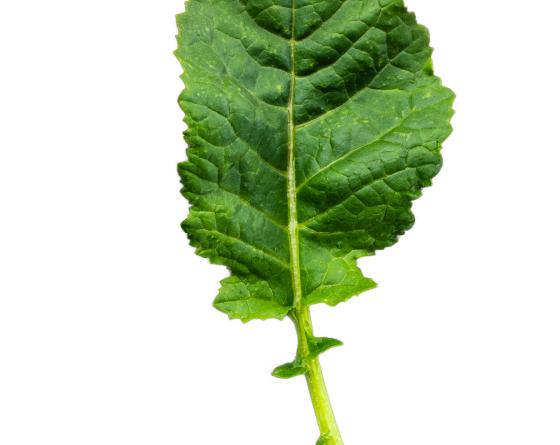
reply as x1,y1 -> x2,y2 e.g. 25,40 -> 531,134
197,228 -> 290,269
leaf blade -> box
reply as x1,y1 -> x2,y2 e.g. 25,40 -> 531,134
177,0 -> 454,321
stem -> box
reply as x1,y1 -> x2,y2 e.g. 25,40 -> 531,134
292,307 -> 344,445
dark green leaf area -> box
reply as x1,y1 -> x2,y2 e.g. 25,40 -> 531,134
177,0 -> 455,321
296,75 -> 454,255
294,0 -> 432,124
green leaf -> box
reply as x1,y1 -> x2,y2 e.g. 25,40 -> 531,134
177,1 -> 454,442
307,336 -> 343,358
272,361 -> 307,379
272,336 -> 342,379
177,0 -> 454,323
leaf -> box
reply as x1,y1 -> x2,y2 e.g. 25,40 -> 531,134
307,336 -> 343,359
176,0 -> 454,321
272,361 -> 307,379
272,336 -> 343,379
177,1 -> 454,442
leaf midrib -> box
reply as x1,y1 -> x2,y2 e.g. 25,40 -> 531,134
287,0 -> 303,312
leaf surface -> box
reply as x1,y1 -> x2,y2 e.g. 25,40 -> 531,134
177,0 -> 454,323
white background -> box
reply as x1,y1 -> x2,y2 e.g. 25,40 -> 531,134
1,1 -> 559,444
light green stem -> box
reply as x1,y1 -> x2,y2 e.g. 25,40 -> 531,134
292,308 -> 344,445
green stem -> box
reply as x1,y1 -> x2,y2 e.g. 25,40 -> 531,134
292,307 -> 344,445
